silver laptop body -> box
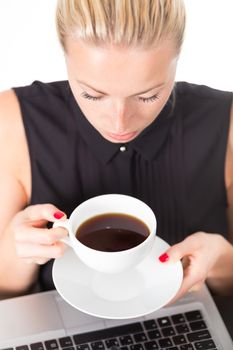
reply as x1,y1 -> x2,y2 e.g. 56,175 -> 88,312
0,285 -> 232,350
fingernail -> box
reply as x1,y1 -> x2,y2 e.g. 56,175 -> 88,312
159,253 -> 169,263
54,211 -> 64,219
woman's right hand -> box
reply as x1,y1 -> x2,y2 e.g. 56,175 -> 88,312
11,204 -> 69,265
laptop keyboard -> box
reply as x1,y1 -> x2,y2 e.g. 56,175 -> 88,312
2,309 -> 218,350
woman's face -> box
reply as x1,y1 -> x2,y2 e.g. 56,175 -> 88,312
65,39 -> 178,143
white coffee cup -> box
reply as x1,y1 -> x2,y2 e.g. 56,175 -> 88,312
54,194 -> 157,273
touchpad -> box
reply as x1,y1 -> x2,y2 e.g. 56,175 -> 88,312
0,292 -> 64,342
55,294 -> 105,333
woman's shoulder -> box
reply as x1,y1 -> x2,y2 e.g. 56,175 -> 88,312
174,82 -> 232,128
175,81 -> 232,101
13,80 -> 70,100
0,80 -> 70,134
0,81 -> 69,136
13,80 -> 73,134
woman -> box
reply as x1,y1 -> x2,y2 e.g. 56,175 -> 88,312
0,0 -> 233,299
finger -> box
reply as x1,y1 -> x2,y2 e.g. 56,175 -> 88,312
22,244 -> 69,265
20,204 -> 67,223
16,241 -> 67,260
15,226 -> 68,245
158,243 -> 185,264
158,235 -> 202,263
22,257 -> 50,265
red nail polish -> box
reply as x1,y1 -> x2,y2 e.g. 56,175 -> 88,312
54,211 -> 64,219
159,253 -> 169,263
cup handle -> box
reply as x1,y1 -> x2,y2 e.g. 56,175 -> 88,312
53,219 -> 72,248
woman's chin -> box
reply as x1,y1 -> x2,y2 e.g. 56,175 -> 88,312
103,131 -> 139,143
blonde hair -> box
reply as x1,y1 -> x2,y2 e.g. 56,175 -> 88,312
56,0 -> 185,51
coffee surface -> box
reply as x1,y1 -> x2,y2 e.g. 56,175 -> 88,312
75,213 -> 150,252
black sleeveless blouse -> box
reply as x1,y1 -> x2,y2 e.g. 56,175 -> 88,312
13,81 -> 232,291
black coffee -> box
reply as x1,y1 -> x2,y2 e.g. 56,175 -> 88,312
75,213 -> 150,252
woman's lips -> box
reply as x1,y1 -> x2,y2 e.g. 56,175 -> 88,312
106,131 -> 138,142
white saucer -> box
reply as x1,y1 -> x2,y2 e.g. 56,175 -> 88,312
52,236 -> 183,319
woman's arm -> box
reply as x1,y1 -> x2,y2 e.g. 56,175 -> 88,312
205,96 -> 233,295
225,98 -> 233,244
0,90 -> 38,296
160,98 -> 233,301
0,90 -> 67,298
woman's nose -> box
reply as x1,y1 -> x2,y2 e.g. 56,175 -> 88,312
111,101 -> 130,133
113,114 -> 128,133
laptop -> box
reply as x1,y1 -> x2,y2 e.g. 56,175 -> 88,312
0,284 -> 232,350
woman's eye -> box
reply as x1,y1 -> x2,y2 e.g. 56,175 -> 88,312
81,92 -> 102,101
138,94 -> 159,103
81,91 -> 160,103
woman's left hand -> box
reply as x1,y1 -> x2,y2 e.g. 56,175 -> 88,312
158,232 -> 225,302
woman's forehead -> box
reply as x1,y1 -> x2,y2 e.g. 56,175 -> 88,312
66,39 -> 178,90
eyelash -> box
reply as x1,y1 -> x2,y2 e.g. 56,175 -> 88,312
81,92 -> 159,103
81,92 -> 100,101
138,94 -> 159,103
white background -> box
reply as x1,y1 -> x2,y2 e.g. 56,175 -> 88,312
0,0 -> 232,91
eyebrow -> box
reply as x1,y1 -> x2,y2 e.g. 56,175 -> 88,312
76,80 -> 165,96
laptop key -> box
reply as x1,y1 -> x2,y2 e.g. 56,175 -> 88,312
166,347 -> 179,350
185,311 -> 202,322
133,333 -> 147,342
194,339 -> 216,349
143,340 -> 158,349
189,321 -> 207,331
161,326 -> 176,337
30,343 -> 45,350
90,341 -> 105,350
187,330 -> 211,342
157,317 -> 172,328
119,336 -> 133,346
76,345 -> 90,350
158,337 -> 173,347
171,313 -> 185,324
147,329 -> 161,340
16,347 -> 29,350
129,345 -> 144,350
59,337 -> 74,347
143,320 -> 158,330
74,323 -> 142,344
180,345 -> 194,350
175,324 -> 189,334
105,339 -> 119,348
172,334 -> 187,345
44,340 -> 59,350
